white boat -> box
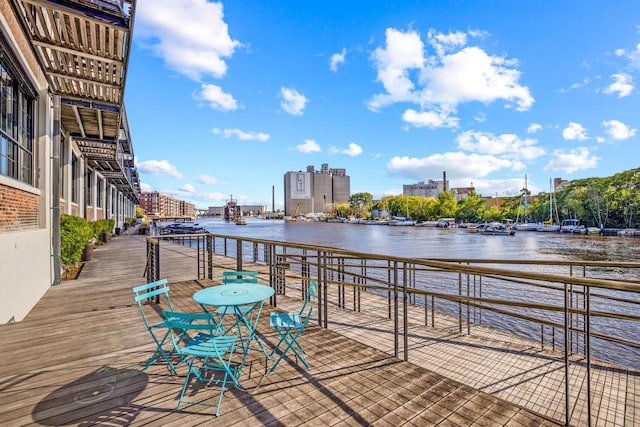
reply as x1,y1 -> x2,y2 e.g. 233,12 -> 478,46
537,179 -> 560,232
436,218 -> 456,228
537,222 -> 560,232
467,222 -> 515,235
481,222 -> 516,236
415,220 -> 439,227
559,219 -> 583,233
511,222 -> 539,231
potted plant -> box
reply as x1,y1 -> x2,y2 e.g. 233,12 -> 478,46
60,214 -> 94,279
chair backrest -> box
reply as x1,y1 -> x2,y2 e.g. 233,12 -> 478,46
162,310 -> 224,352
222,270 -> 259,284
133,279 -> 173,329
299,279 -> 317,318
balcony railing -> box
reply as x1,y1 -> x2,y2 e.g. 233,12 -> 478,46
145,232 -> 640,426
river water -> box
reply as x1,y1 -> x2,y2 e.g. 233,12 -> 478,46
191,217 -> 640,368
195,217 -> 640,262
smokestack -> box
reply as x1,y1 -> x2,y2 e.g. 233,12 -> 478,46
443,171 -> 447,192
272,185 -> 275,213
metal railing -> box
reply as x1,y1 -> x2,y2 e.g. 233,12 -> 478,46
145,232 -> 640,426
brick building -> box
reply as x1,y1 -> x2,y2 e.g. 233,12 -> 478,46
0,1 -> 139,322
140,192 -> 195,218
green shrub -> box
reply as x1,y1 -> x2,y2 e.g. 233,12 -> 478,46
89,218 -> 115,242
60,214 -> 93,268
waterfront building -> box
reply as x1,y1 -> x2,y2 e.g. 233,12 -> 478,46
404,180 -> 446,198
284,163 -> 350,216
140,191 -> 195,218
0,1 -> 139,323
207,204 -> 267,217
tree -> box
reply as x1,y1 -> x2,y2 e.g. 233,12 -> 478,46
436,191 -> 457,218
456,191 -> 485,223
334,203 -> 352,218
349,192 -> 373,218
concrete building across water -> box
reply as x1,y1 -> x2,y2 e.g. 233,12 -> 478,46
284,163 -> 350,216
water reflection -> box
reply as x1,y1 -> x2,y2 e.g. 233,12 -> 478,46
197,217 -> 640,262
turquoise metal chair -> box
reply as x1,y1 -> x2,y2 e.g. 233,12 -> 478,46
133,279 -> 190,374
269,279 -> 317,373
162,310 -> 240,416
221,270 -> 259,284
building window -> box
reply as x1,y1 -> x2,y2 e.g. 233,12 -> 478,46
96,176 -> 103,208
0,51 -> 34,186
71,154 -> 79,203
86,168 -> 93,206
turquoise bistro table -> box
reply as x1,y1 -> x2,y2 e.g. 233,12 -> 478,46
193,284 -> 275,361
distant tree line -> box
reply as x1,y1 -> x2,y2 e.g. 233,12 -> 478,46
336,168 -> 640,228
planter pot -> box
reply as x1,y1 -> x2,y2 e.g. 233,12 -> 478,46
102,231 -> 110,243
82,243 -> 94,262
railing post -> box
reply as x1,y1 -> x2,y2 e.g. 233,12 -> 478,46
403,262 -> 408,362
393,261 -> 399,358
322,251 -> 328,329
236,240 -> 243,271
458,272 -> 463,334
586,285 -> 592,427
564,281 -> 570,427
207,234 -> 213,280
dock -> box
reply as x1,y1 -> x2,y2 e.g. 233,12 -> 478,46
1,231 -> 635,425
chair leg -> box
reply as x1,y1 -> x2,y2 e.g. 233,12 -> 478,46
269,327 -> 310,373
145,329 -> 178,375
176,357 -> 195,410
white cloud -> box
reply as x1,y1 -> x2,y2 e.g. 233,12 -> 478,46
368,28 -> 425,110
280,87 -> 308,115
330,142 -> 363,156
473,112 -> 486,123
197,84 -> 237,111
295,139 -> 321,153
387,152 -> 518,181
562,122 -> 588,141
198,175 -> 219,185
603,73 -> 634,98
136,0 -> 240,81
543,147 -> 599,174
462,177 -> 537,197
632,42 -> 640,69
601,120 -> 637,141
137,160 -> 183,179
527,123 -> 542,133
368,28 -> 533,129
402,108 -> 459,129
329,48 -> 347,72
456,130 -> 545,160
140,182 -> 153,192
212,128 -> 270,141
180,183 -> 195,192
424,46 -> 533,111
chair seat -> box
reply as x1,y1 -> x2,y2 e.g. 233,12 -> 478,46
150,314 -> 192,329
182,335 -> 235,358
270,312 -> 303,329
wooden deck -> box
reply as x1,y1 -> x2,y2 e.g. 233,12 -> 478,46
0,230 -> 618,426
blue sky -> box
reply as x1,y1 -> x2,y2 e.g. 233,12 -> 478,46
126,0 -> 640,210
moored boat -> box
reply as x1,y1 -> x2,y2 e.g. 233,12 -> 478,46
559,219 -> 581,233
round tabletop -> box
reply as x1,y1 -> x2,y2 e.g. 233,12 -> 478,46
193,284 -> 275,307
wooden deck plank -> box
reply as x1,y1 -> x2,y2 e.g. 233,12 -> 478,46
0,233 -> 565,426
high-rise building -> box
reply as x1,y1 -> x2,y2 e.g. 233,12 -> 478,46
284,164 -> 350,216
